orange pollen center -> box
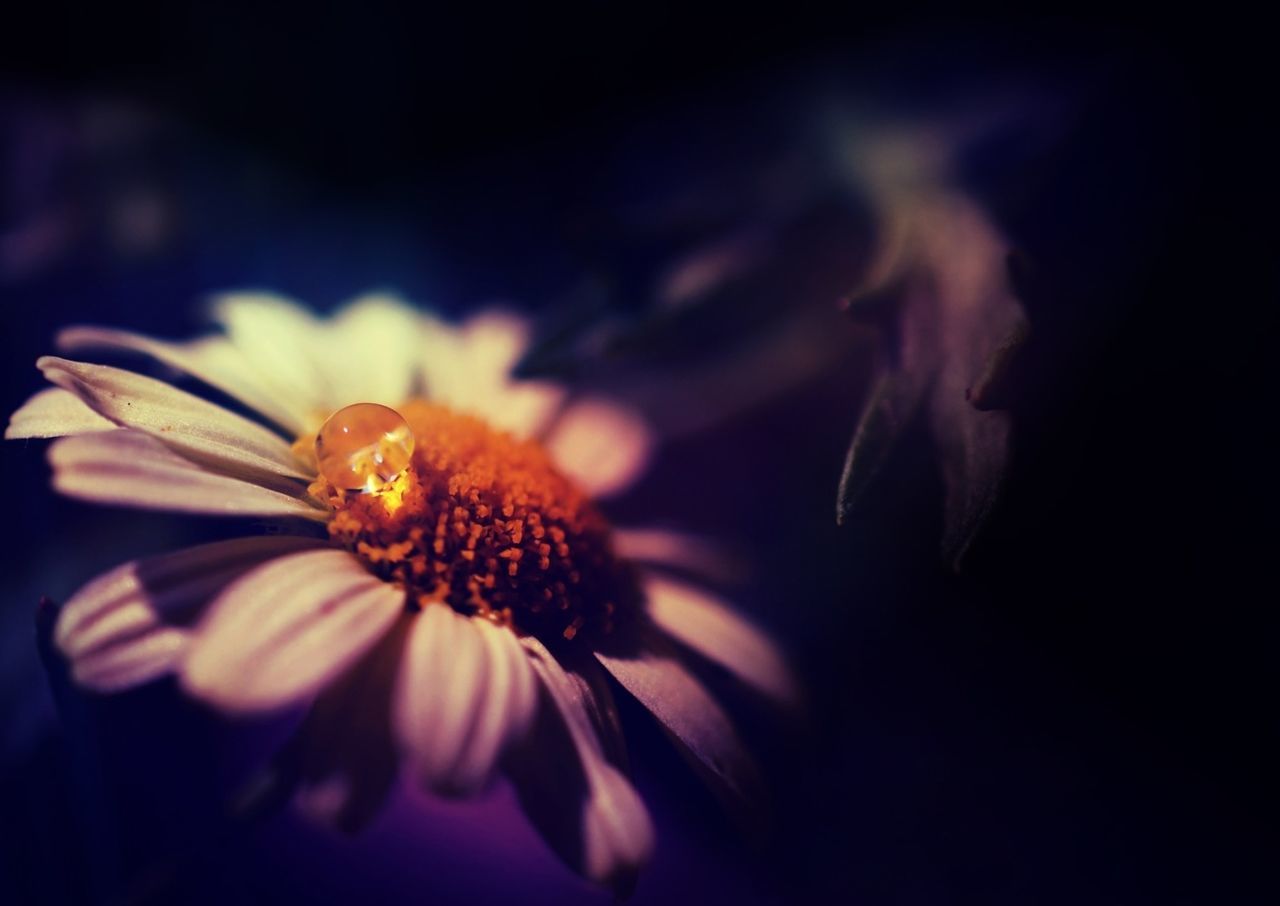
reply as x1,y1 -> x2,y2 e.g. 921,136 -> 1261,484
308,400 -> 639,641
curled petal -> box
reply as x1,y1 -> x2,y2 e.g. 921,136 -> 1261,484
643,573 -> 799,707
55,536 -> 324,692
545,397 -> 653,498
56,325 -> 309,434
547,641 -> 631,773
38,356 -> 309,484
6,387 -> 116,439
181,549 -> 404,713
511,638 -> 653,894
48,430 -> 327,520
392,605 -> 538,796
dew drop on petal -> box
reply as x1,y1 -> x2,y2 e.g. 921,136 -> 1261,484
315,403 -> 415,493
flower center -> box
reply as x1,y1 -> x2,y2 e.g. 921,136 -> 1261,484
308,401 -> 639,641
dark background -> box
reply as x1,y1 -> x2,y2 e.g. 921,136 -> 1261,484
1,7 -> 1274,905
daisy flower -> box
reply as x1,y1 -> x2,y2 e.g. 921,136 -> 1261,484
7,292 -> 797,893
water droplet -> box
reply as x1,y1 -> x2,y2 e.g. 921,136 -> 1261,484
315,403 -> 415,493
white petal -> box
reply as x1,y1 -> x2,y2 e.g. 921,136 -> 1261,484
6,387 -> 116,438
475,381 -> 566,439
55,536 -> 322,692
417,308 -> 566,438
545,397 -> 653,497
644,573 -> 799,706
321,294 -> 426,407
38,356 -> 309,484
514,637 -> 653,892
595,631 -> 765,819
416,315 -> 493,411
613,526 -> 741,585
395,605 -> 486,788
211,292 -> 333,421
460,309 -> 533,376
181,549 -> 404,713
48,431 -> 327,520
392,605 -> 536,796
415,314 -> 470,407
56,325 -> 310,434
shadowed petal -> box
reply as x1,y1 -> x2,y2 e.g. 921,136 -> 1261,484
181,549 -> 404,713
38,356 -> 309,484
545,397 -> 653,498
56,326 -> 309,434
6,387 -> 115,438
643,573 -> 799,706
545,640 -> 631,772
595,629 -> 765,822
392,605 -> 537,796
48,431 -> 327,519
294,616 -> 412,832
511,637 -> 653,893
55,536 -> 324,692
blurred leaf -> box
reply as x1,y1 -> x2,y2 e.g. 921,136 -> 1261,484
837,125 -> 1031,571
514,155 -> 873,438
836,370 -> 926,523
